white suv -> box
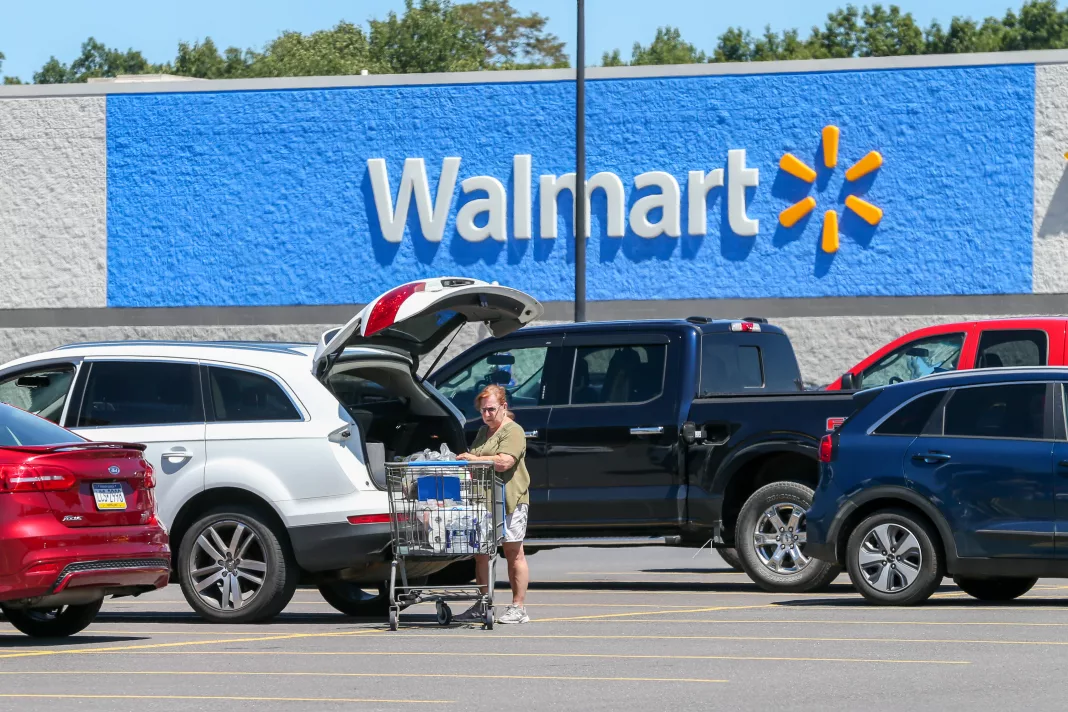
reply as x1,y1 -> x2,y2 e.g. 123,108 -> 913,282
0,278 -> 541,623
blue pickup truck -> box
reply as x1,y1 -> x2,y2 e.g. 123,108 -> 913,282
428,317 -> 854,593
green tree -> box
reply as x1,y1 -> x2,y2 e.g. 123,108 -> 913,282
0,50 -> 22,84
33,37 -> 165,83
455,1 -> 567,68
604,26 -> 707,66
368,0 -> 483,74
247,22 -> 373,77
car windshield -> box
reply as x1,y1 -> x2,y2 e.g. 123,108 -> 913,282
0,404 -> 84,447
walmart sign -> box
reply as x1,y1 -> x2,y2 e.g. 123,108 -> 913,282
105,63 -> 1034,307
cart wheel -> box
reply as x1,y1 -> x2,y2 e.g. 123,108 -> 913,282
388,607 -> 398,631
436,602 -> 453,626
483,606 -> 494,630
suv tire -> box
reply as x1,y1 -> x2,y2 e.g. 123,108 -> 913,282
846,509 -> 944,606
953,576 -> 1037,602
717,547 -> 744,572
178,506 -> 298,623
736,481 -> 840,593
0,600 -> 102,637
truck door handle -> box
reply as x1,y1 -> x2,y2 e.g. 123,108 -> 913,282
524,430 -> 539,438
912,452 -> 951,464
630,426 -> 664,436
162,449 -> 193,462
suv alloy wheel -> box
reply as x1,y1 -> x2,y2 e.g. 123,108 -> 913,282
846,509 -> 944,606
178,507 -> 298,623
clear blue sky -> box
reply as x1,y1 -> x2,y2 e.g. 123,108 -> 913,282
0,0 -> 1026,81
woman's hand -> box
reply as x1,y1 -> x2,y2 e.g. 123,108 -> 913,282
456,452 -> 475,461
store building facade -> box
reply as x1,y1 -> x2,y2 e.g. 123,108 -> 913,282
2,50 -> 1068,384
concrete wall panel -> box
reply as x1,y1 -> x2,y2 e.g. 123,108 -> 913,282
0,97 -> 106,308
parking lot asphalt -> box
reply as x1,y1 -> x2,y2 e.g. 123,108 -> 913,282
3,546 -> 1068,712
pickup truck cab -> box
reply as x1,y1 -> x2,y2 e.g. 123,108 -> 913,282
429,317 -> 854,593
827,318 -> 1068,391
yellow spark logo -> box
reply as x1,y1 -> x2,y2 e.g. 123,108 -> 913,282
778,125 -> 883,253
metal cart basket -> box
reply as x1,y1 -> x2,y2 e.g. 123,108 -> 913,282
384,460 -> 504,630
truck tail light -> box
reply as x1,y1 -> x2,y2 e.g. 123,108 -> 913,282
818,435 -> 836,463
365,282 -> 426,336
730,321 -> 760,332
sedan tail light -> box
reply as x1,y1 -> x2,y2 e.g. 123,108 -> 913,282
818,435 -> 836,463
143,462 -> 156,490
0,464 -> 76,492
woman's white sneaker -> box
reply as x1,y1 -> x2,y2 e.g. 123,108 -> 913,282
497,605 -> 530,624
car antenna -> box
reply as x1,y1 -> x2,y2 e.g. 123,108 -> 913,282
420,324 -> 465,384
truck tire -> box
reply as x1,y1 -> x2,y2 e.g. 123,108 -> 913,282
717,547 -> 744,572
735,481 -> 841,593
178,506 -> 298,624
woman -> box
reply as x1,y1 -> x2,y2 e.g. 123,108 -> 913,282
455,384 -> 530,624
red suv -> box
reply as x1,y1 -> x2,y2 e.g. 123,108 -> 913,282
827,318 -> 1068,390
0,403 -> 169,637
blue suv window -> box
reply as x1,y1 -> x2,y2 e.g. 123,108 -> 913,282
943,384 -> 1047,440
874,391 -> 944,436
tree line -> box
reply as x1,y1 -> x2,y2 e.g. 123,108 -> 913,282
2,0 -> 1068,85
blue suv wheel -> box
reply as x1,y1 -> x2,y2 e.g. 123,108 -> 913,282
846,509 -> 944,606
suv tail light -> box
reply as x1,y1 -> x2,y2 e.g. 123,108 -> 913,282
818,435 -> 836,463
0,464 -> 76,492
365,282 -> 426,336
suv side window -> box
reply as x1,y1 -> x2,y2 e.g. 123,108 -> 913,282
207,366 -> 301,422
435,347 -> 550,419
75,361 -> 203,428
975,329 -> 1047,369
859,333 -> 965,389
0,364 -> 77,424
571,344 -> 666,404
943,383 -> 1047,440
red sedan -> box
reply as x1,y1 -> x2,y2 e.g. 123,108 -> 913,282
0,403 -> 169,637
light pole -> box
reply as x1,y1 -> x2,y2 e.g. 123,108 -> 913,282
574,0 -> 587,322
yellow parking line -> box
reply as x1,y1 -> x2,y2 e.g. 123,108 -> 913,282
535,604 -> 772,622
399,632 -> 1068,647
0,694 -> 449,704
0,670 -> 728,684
91,650 -> 968,665
0,629 -> 379,660
557,618 -> 1068,628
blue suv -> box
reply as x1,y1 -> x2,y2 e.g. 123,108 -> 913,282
807,367 -> 1067,605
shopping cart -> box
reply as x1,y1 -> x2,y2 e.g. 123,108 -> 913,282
384,460 -> 504,631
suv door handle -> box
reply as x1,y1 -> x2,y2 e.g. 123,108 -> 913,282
630,426 -> 664,436
912,452 -> 951,464
162,449 -> 193,462
524,430 -> 539,439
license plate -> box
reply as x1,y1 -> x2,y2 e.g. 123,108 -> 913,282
92,483 -> 127,511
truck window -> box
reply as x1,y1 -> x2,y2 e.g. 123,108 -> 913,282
975,330 -> 1047,369
571,345 -> 666,404
701,333 -> 800,393
435,347 -> 549,419
859,333 -> 965,389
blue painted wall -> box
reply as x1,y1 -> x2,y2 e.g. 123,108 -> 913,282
106,64 -> 1035,307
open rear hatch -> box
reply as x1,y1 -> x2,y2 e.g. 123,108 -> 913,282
2,443 -> 156,528
312,277 -> 543,379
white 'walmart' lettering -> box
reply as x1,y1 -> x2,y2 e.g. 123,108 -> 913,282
367,152 -> 760,242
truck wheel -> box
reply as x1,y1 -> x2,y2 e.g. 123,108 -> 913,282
717,547 -> 744,572
736,481 -> 841,593
178,506 -> 298,624
953,576 -> 1037,602
0,600 -> 102,637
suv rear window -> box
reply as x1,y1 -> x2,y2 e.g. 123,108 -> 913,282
874,391 -> 944,436
75,361 -> 203,428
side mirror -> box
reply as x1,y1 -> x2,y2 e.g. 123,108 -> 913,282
839,372 -> 856,390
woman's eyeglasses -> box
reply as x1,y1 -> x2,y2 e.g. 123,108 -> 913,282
480,406 -> 500,415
